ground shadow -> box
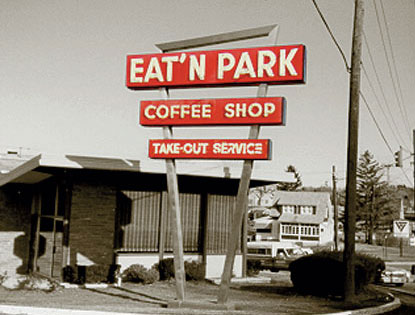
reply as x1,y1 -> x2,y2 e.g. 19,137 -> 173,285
14,233 -> 46,274
235,283 -> 297,296
113,286 -> 166,302
85,287 -> 168,307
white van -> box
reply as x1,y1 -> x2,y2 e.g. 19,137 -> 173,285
247,241 -> 307,272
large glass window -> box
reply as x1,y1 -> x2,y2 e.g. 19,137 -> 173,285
116,191 -> 202,253
206,194 -> 236,254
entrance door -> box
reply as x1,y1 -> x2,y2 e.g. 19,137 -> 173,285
34,179 -> 64,279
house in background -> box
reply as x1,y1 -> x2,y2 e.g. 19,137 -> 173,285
248,189 -> 334,247
0,152 -> 293,281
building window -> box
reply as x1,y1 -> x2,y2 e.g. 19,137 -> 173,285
206,194 -> 237,254
281,223 -> 320,240
281,223 -> 299,235
282,205 -> 296,214
299,205 -> 316,215
299,224 -> 319,236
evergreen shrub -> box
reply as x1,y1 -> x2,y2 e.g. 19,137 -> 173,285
85,264 -> 110,283
157,258 -> 206,281
16,274 -> 55,292
122,264 -> 159,284
247,259 -> 262,276
289,250 -> 385,297
63,265 -> 77,283
184,260 -> 205,281
62,264 -> 122,284
157,258 -> 175,280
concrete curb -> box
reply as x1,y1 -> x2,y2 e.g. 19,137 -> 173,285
0,296 -> 401,315
167,299 -> 237,311
0,277 -> 403,315
60,282 -> 110,289
389,286 -> 415,297
0,304 -> 143,315
323,295 -> 401,315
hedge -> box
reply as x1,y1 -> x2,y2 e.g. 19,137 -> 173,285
156,258 -> 205,281
184,260 -> 205,281
289,251 -> 385,297
62,264 -> 121,284
122,264 -> 159,284
247,259 -> 262,276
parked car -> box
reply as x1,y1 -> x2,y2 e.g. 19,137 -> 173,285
378,267 -> 411,287
301,247 -> 313,255
247,241 -> 307,272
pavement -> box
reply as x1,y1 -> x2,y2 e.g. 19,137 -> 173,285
0,274 -> 403,315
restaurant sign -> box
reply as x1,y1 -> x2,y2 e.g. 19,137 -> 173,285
140,97 -> 285,126
127,45 -> 305,89
149,139 -> 270,160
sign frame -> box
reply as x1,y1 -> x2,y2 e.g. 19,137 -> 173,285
132,24 -> 288,304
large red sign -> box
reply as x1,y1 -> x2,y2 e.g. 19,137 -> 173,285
149,139 -> 271,159
127,45 -> 305,89
140,97 -> 285,126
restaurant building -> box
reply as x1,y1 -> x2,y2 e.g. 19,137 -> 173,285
0,152 -> 292,281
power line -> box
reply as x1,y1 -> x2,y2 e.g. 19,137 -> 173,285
400,168 -> 414,186
310,0 -> 400,153
361,62 -> 403,148
310,0 -> 412,186
379,0 -> 413,130
310,0 -> 350,72
359,91 -> 394,155
361,30 -> 409,150
373,0 -> 412,146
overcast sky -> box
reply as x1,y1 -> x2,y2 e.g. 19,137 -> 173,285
1,0 -> 414,187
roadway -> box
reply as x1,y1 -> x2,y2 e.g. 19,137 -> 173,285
382,286 -> 415,314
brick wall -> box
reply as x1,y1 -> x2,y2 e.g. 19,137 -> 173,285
0,186 -> 31,276
69,179 -> 116,267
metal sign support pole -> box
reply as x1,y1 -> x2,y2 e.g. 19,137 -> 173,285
217,84 -> 268,304
159,87 -> 186,301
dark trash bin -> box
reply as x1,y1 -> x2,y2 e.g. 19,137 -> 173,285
77,265 -> 86,284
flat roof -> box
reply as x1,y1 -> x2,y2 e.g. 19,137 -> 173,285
0,153 -> 295,186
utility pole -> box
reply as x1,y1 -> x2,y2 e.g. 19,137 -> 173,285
413,130 -> 415,214
343,0 -> 364,303
400,197 -> 404,257
370,186 -> 375,245
332,166 -> 339,251
385,164 -> 392,183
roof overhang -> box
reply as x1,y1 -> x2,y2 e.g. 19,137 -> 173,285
0,152 -> 295,187
0,154 -> 42,186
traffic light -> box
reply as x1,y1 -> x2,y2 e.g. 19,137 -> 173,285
394,147 -> 403,167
